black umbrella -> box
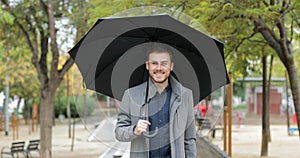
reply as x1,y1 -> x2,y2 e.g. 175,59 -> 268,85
69,14 -> 229,104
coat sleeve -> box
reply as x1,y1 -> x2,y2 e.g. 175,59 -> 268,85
115,90 -> 139,142
184,90 -> 197,157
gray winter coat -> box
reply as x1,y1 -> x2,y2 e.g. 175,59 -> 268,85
115,76 -> 197,158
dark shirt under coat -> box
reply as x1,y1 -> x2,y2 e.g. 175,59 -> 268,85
148,83 -> 172,158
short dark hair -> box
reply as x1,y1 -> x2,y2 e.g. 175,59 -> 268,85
146,43 -> 173,61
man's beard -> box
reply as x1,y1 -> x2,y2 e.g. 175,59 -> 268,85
150,74 -> 169,84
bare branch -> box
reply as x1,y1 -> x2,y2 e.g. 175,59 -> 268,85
208,11 -> 222,21
290,18 -> 294,43
30,4 -> 46,34
290,10 -> 300,27
38,31 -> 49,87
262,0 -> 269,7
234,32 -> 257,52
1,1 -> 35,53
282,0 -> 287,9
58,58 -> 74,81
39,0 -> 48,13
171,0 -> 188,18
47,0 -> 60,89
224,31 -> 261,60
173,0 -> 187,13
275,10 -> 291,61
255,19 -> 279,43
276,19 -> 286,39
0,0 -> 51,87
254,19 -> 286,64
224,14 -> 248,20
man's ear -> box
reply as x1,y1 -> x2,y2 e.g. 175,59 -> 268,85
146,61 -> 149,70
170,62 -> 174,71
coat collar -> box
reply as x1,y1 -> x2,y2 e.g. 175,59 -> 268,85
130,75 -> 183,106
146,76 -> 182,102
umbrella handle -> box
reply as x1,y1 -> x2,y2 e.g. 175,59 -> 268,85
143,127 -> 158,138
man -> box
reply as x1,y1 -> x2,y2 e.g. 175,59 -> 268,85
115,45 -> 197,158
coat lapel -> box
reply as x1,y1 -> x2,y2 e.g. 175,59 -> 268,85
169,76 -> 182,119
130,76 -> 185,157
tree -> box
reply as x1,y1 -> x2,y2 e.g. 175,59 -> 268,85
195,0 -> 300,135
261,54 -> 273,155
0,12 -> 40,104
191,0 -> 300,155
0,1 -> 89,157
0,44 -> 40,124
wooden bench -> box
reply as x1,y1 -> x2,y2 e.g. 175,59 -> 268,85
196,117 -> 212,137
210,126 -> 224,139
197,117 -> 212,129
25,140 -> 40,158
1,141 -> 26,158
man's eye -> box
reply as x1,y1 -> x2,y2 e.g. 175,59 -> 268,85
161,62 -> 168,66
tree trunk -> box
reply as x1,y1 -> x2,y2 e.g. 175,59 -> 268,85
261,55 -> 269,156
256,17 -> 300,138
67,73 -> 71,138
286,62 -> 300,136
16,97 -> 22,115
0,0 -> 75,157
71,105 -> 76,151
267,55 -> 273,142
285,71 -> 290,129
24,100 -> 29,125
40,90 -> 55,158
205,97 -> 209,117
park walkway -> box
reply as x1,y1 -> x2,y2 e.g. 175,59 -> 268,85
0,114 -> 299,158
0,119 -> 113,158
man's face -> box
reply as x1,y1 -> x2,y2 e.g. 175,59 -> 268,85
146,51 -> 174,84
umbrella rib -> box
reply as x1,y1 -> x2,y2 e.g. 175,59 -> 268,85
119,36 -> 149,42
144,31 -> 198,54
126,19 -> 155,39
160,39 -> 195,54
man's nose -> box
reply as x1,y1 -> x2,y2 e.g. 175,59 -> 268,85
157,63 -> 162,69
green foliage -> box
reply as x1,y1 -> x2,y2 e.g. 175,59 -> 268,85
192,0 -> 300,79
0,0 -> 91,100
88,0 -> 200,22
0,1 -> 92,156
233,82 -> 246,100
54,96 -> 74,118
271,55 -> 286,77
0,8 -> 14,24
73,95 -> 96,117
54,95 -> 96,118
77,0 -> 300,86
0,42 -> 3,60
232,103 -> 247,111
0,36 -> 40,100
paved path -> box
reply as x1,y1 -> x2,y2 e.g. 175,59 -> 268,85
88,118 -> 131,158
0,119 -> 115,158
211,125 -> 300,158
1,114 -> 299,158
99,142 -> 130,158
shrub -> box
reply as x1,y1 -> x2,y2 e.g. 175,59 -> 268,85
54,95 -> 95,118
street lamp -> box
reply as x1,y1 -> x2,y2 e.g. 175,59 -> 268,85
4,31 -> 10,136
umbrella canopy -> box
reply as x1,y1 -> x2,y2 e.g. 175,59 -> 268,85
68,14 -> 229,104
